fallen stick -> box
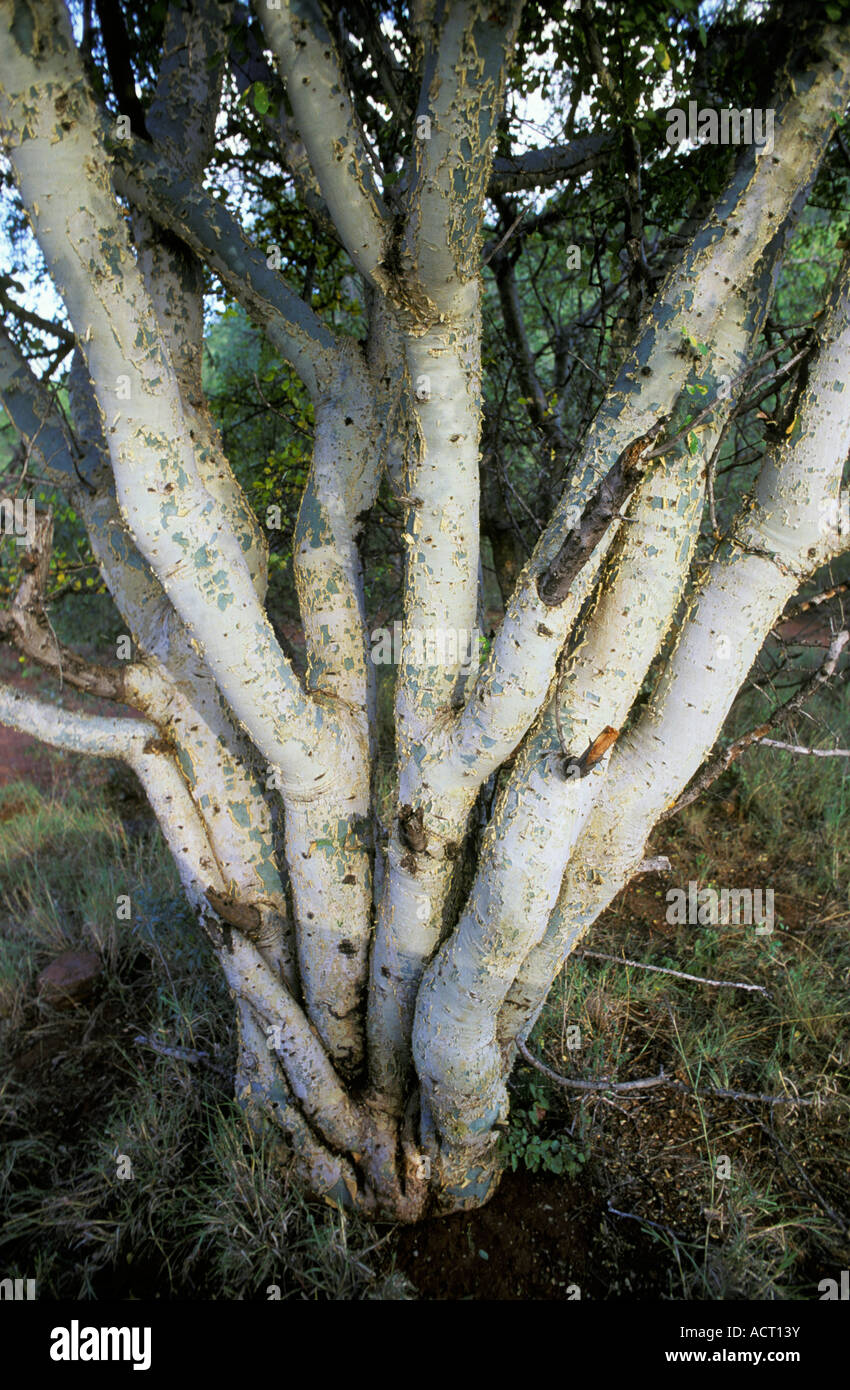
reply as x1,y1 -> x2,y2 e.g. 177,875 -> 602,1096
133,1033 -> 230,1078
517,1039 -> 826,1107
572,948 -> 771,995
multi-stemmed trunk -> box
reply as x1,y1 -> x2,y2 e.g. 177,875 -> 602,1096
1,1 -> 849,1220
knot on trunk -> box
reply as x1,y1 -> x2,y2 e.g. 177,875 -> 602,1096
204,886 -> 263,935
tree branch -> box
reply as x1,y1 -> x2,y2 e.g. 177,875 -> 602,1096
125,1 -> 269,597
517,1041 -> 824,1106
228,7 -> 337,238
110,135 -> 348,402
400,0 -> 523,322
253,0 -> 391,292
661,629 -> 849,820
93,0 -> 150,137
0,506 -> 128,700
536,416 -> 669,607
488,133 -> 613,194
0,327 -> 99,492
501,249 -> 850,1051
0,679 -> 157,759
753,737 -> 850,756
491,248 -> 569,461
0,273 -> 74,345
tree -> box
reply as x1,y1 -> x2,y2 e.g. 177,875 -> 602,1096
0,0 -> 849,1221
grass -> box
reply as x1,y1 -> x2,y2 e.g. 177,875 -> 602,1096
517,679 -> 850,1298
0,774 -> 412,1300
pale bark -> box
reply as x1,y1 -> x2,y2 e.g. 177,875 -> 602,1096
2,0 -> 850,1221
254,0 -> 391,292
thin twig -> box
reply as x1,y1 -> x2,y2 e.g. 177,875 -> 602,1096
752,738 -> 850,758
707,443 -> 719,536
606,1204 -> 683,1240
642,339 -> 812,468
481,206 -> 527,267
557,344 -> 608,387
662,629 -> 849,820
782,581 -> 849,621
572,949 -> 771,996
516,1040 -> 823,1106
133,1033 -> 230,1078
639,336 -> 808,469
728,342 -> 811,423
642,379 -> 745,461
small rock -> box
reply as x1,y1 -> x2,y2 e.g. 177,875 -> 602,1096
37,949 -> 102,1008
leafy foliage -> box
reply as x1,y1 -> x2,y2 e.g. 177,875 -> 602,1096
502,1075 -> 589,1177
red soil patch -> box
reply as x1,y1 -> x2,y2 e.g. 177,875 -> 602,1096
0,720 -> 55,789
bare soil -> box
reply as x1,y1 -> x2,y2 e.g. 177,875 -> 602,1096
394,1166 -> 671,1299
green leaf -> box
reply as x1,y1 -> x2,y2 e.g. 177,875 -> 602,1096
252,81 -> 270,116
687,431 -> 700,455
